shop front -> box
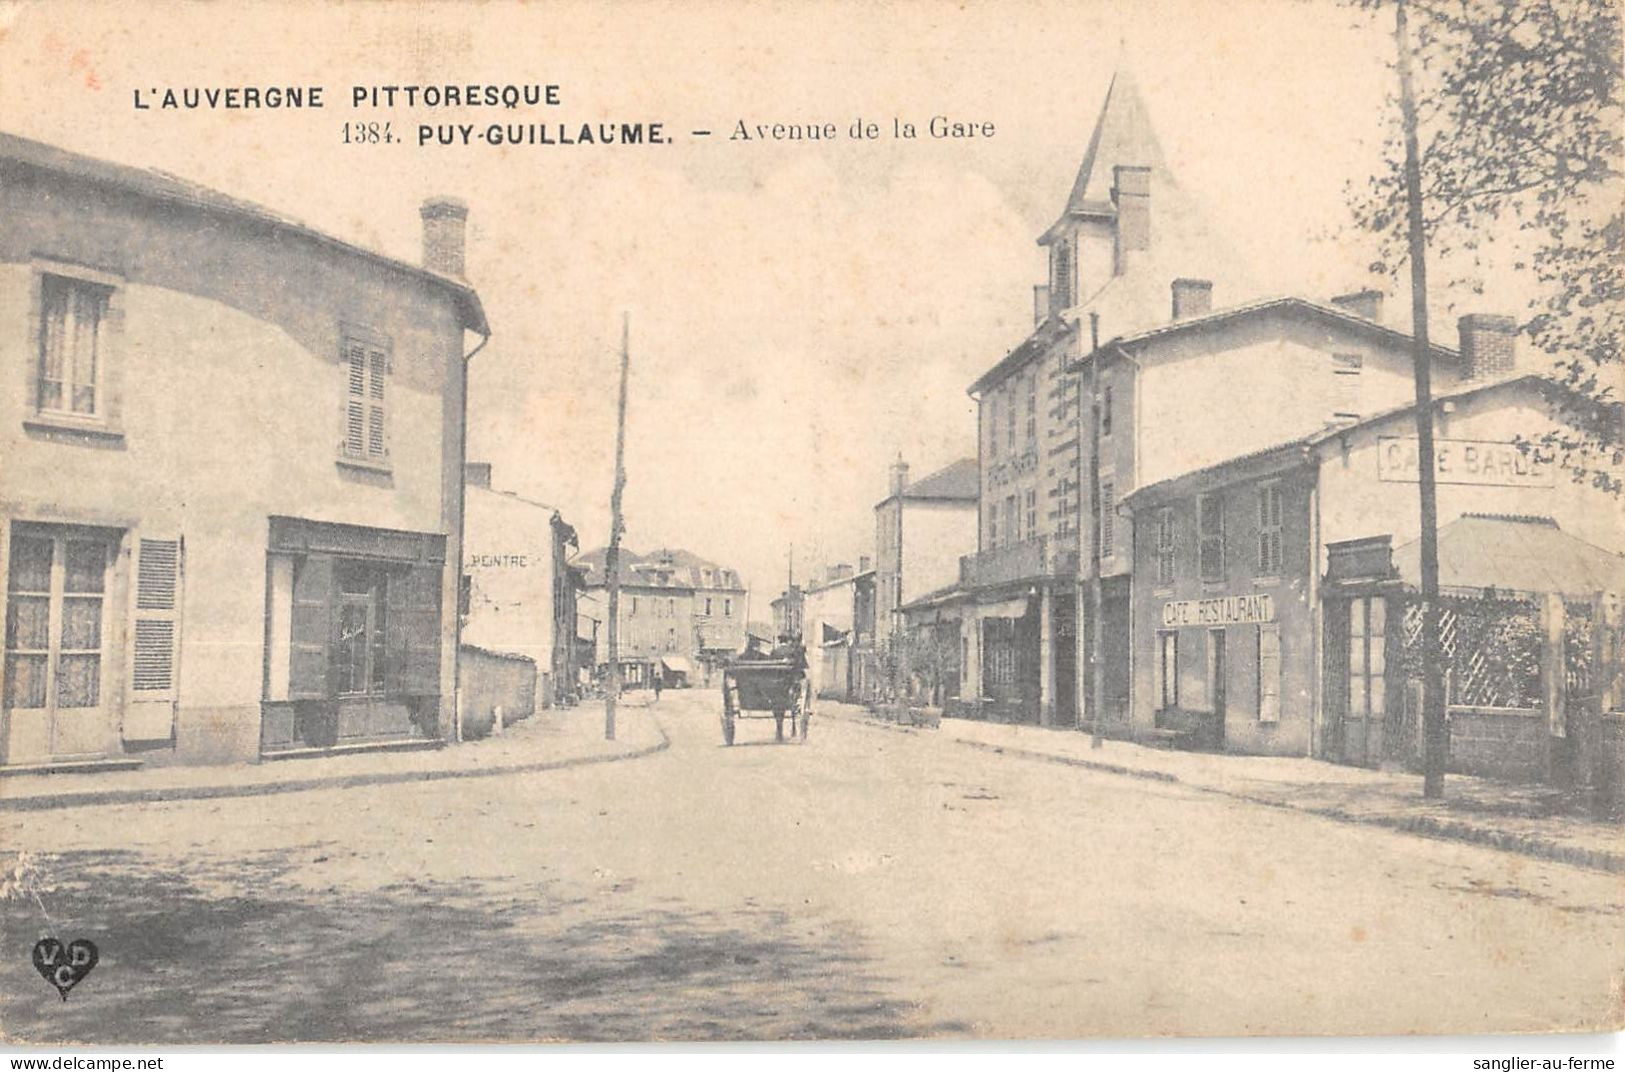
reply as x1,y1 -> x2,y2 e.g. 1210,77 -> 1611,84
1126,461 -> 1317,756
260,516 -> 447,754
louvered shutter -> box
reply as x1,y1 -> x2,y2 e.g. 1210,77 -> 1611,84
366,346 -> 388,458
288,555 -> 335,700
124,536 -> 183,742
342,342 -> 367,458
386,564 -> 442,697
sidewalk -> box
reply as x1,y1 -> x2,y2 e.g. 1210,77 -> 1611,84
0,701 -> 668,813
821,701 -> 1624,873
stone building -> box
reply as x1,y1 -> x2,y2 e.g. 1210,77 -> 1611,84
0,132 -> 487,767
577,546 -> 748,686
459,463 -> 581,714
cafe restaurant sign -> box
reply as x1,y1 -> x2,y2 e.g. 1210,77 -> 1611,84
1377,437 -> 1553,488
1161,593 -> 1276,628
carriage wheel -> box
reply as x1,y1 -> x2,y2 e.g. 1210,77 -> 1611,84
722,688 -> 736,746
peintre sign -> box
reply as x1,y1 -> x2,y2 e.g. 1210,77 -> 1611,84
1161,593 -> 1275,628
1376,437 -> 1554,487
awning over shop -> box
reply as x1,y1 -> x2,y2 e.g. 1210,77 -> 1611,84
976,594 -> 1033,620
1393,514 -> 1625,597
660,656 -> 695,675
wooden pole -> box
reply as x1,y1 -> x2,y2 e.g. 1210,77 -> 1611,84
605,313 -> 630,741
1395,0 -> 1448,798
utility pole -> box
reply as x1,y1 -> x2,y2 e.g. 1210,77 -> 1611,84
605,313 -> 631,741
1395,0 -> 1447,798
1087,313 -> 1105,749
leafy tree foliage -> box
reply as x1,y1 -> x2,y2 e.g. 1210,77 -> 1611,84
1350,0 -> 1623,491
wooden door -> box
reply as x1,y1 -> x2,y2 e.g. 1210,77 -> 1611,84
1341,596 -> 1387,765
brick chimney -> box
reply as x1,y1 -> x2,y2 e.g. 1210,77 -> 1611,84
1171,278 -> 1213,321
1331,288 -> 1383,322
889,459 -> 910,497
1458,314 -> 1518,380
1112,165 -> 1151,273
1033,284 -> 1050,327
465,461 -> 492,488
420,196 -> 469,278
859,554 -> 872,573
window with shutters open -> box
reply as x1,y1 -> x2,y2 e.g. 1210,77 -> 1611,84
339,331 -> 390,467
126,536 -> 182,742
1257,481 -> 1284,576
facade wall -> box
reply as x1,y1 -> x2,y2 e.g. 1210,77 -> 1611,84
461,489 -> 556,669
875,496 -> 902,635
1136,316 -> 1466,491
1317,383 -> 1625,560
1129,463 -> 1317,756
978,345 -> 1081,554
692,584 -> 748,654
589,585 -> 696,665
801,576 -> 855,698
901,500 -> 978,609
0,163 -> 467,766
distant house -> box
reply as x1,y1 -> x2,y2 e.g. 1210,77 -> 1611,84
0,132 -> 487,768
874,458 -> 979,638
770,584 -> 803,641
577,546 -> 748,687
801,560 -> 876,702
460,463 -> 581,720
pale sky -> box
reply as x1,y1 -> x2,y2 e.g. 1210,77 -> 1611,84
2,0 -> 1500,607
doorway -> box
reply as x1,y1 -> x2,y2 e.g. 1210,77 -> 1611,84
4,525 -> 116,763
1333,595 -> 1387,765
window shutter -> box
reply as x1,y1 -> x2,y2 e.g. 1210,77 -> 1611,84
1259,624 -> 1281,722
366,346 -> 388,458
125,536 -> 183,742
1100,482 -> 1115,558
386,564 -> 442,697
343,343 -> 367,457
288,555 -> 335,700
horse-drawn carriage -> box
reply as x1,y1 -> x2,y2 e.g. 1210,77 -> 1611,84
720,642 -> 810,745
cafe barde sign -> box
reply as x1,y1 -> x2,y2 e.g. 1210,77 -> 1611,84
1161,593 -> 1276,628
1377,436 -> 1554,488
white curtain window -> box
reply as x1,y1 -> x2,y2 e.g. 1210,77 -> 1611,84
38,275 -> 110,416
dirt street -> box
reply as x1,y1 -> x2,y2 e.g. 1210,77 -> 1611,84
2,687 -> 1621,1042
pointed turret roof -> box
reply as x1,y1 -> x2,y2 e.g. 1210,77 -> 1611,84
1068,69 -> 1168,209
1041,68 -> 1172,244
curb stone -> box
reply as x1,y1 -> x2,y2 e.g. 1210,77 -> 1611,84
836,708 -> 1624,874
0,715 -> 672,814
